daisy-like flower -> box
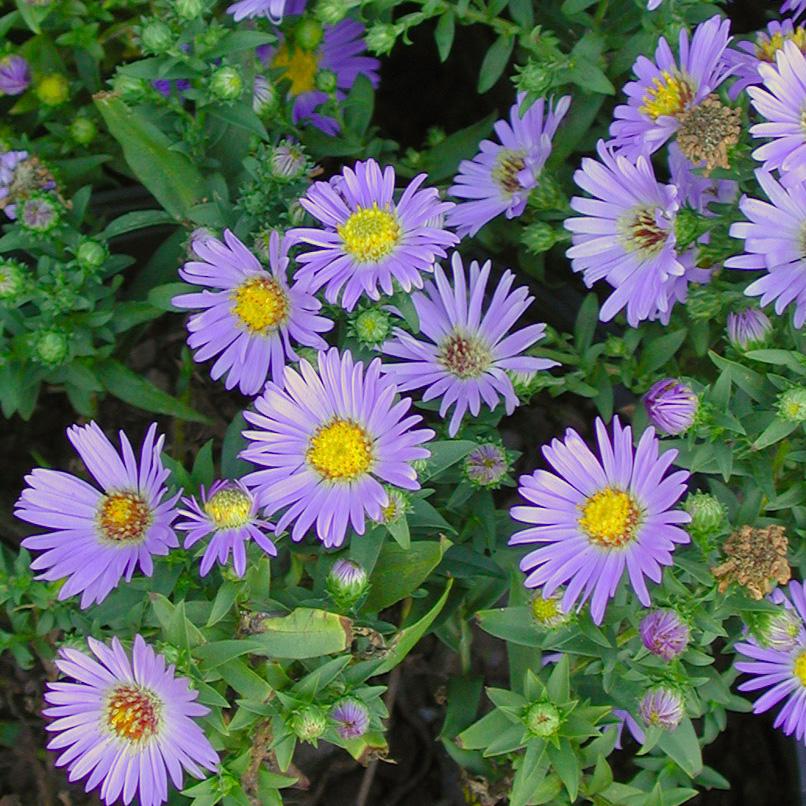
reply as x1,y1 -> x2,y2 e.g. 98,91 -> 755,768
735,580 -> 806,742
0,149 -> 57,220
447,93 -> 571,237
726,20 -> 806,100
725,169 -> 806,327
381,252 -> 558,436
330,699 -> 370,739
0,55 -> 30,96
43,635 -> 218,806
610,16 -> 735,165
260,19 -> 380,135
16,423 -> 180,608
176,480 -> 276,577
241,348 -> 434,548
509,417 -> 691,624
564,140 -> 686,327
465,443 -> 509,487
290,159 -> 458,310
226,0 -> 304,23
747,41 -> 806,186
172,229 -> 332,396
647,0 -> 662,8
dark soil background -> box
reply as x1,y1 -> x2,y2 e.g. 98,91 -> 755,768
1,1 -> 802,804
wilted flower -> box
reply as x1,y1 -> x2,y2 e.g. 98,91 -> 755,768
331,698 -> 370,739
19,193 -> 61,232
726,308 -> 772,350
643,379 -> 698,436
778,387 -> 806,422
465,444 -> 509,488
0,55 -> 30,96
639,609 -> 690,660
711,525 -> 790,600
638,687 -> 685,730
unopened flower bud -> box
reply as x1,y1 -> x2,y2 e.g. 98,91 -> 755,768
683,492 -> 726,539
316,68 -> 337,94
0,55 -> 31,96
351,308 -> 391,347
19,194 -> 61,233
464,444 -> 508,488
315,0 -> 355,25
290,705 -> 328,742
522,221 -> 561,254
727,308 -> 772,351
530,592 -> 570,628
113,73 -> 147,102
638,687 -> 684,731
524,702 -> 561,737
754,606 -> 802,652
209,66 -> 243,101
270,141 -> 307,180
528,171 -> 566,211
778,387 -> 806,423
174,0 -> 205,19
366,23 -> 398,56
69,117 -> 97,145
76,239 -> 107,271
0,260 -> 26,301
331,698 -> 370,739
514,60 -> 554,97
686,284 -> 723,320
326,558 -> 369,606
639,609 -> 689,661
295,18 -> 324,51
253,75 -> 278,116
644,378 -> 698,436
35,73 -> 69,106
32,330 -> 69,366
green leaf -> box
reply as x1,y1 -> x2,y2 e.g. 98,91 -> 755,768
434,12 -> 455,62
386,515 -> 411,549
637,330 -> 687,375
342,74 -> 374,137
248,608 -> 353,659
457,708 -> 514,750
209,102 -> 268,139
548,740 -> 580,801
546,654 -> 570,702
222,411 -> 252,478
101,210 -> 175,240
94,93 -> 206,220
574,293 -> 599,353
657,716 -> 702,777
508,0 -> 534,27
95,359 -> 211,423
148,282 -> 189,312
476,606 -> 542,647
708,351 -> 766,401
752,418 -> 799,450
207,580 -> 239,626
419,113 -> 496,182
421,440 -> 476,481
205,29 -> 276,59
478,35 -> 514,93
510,741 -> 549,806
562,0 -> 597,13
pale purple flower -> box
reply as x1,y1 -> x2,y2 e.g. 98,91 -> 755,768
727,308 -> 773,349
647,0 -> 662,8
331,699 -> 370,739
226,0 -> 304,22
639,609 -> 690,660
510,417 -> 690,624
381,252 -> 558,436
0,55 -> 30,96
290,159 -> 458,311
16,422 -> 180,608
609,708 -> 645,749
782,0 -> 806,19
176,480 -> 276,577
43,635 -> 218,806
242,348 -> 434,548
643,379 -> 698,436
725,169 -> 806,327
172,229 -> 332,396
447,94 -> 570,237
465,444 -> 509,487
639,687 -> 685,730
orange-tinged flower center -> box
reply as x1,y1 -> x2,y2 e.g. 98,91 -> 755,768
232,276 -> 289,334
579,488 -> 640,548
272,43 -> 320,95
640,70 -> 695,120
105,684 -> 161,742
338,204 -> 401,263
307,419 -> 373,481
97,492 -> 151,542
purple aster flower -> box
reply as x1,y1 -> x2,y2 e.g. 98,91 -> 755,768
0,149 -> 57,220
447,93 -> 570,237
261,19 -> 380,135
725,169 -> 806,327
727,307 -> 773,349
610,15 -> 733,158
735,580 -> 806,741
241,348 -> 434,548
747,41 -> 806,186
639,609 -> 690,660
16,422 -> 180,608
176,480 -> 276,577
330,699 -> 370,739
0,55 -> 30,96
172,229 -> 332,396
290,159 -> 458,311
644,379 -> 698,436
43,635 -> 218,806
381,252 -> 558,436
152,78 -> 190,98
465,443 -> 509,487
726,19 -> 806,100
509,417 -> 691,624
564,140 -> 687,327
639,687 -> 685,730
782,0 -> 806,19
608,708 -> 645,749
226,0 -> 304,22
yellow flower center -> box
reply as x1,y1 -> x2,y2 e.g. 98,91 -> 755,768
105,684 -> 161,742
531,596 -> 561,625
272,43 -> 320,95
439,332 -> 492,379
204,487 -> 252,529
639,70 -> 695,120
97,492 -> 152,543
232,276 -> 289,334
757,27 -> 806,62
794,651 -> 806,686
337,204 -> 401,264
492,148 -> 527,196
307,419 -> 373,481
579,488 -> 640,548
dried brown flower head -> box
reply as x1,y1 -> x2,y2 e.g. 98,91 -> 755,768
711,524 -> 790,599
676,95 -> 741,174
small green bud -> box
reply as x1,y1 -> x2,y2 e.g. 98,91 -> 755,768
316,68 -> 337,93
315,0 -> 355,25
522,221 -> 561,255
683,492 -> 726,539
513,59 -> 554,97
113,73 -> 147,102
289,705 -> 328,742
141,20 -> 174,54
210,66 -> 243,101
35,73 -> 69,106
32,330 -> 69,366
524,702 -> 561,737
0,260 -> 26,301
686,284 -> 723,320
530,592 -> 570,629
69,117 -> 97,145
425,127 -> 446,147
351,308 -> 391,347
778,387 -> 806,423
604,334 -> 628,358
174,0 -> 205,19
295,18 -> 324,51
288,200 -> 307,226
326,558 -> 369,607
76,239 -> 107,271
365,23 -> 398,55
674,207 -> 709,251
528,172 -> 566,211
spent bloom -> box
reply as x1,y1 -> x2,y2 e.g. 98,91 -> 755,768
638,687 -> 685,730
565,140 -> 685,327
172,229 -> 332,396
242,348 -> 434,548
290,158 -> 458,310
16,422 -> 180,608
381,252 -> 558,436
330,699 -> 370,739
0,55 -> 30,95
639,609 -> 690,660
465,443 -> 509,488
510,417 -> 690,624
725,170 -> 806,328
735,580 -> 806,742
447,93 -> 570,237
643,378 -> 698,436
610,15 -> 734,161
43,636 -> 218,806
226,0 -> 304,22
727,307 -> 773,349
747,41 -> 806,186
176,480 -> 276,577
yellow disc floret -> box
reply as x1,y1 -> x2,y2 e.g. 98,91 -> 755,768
105,684 -> 161,742
794,651 -> 806,686
204,486 -> 252,529
757,27 -> 806,63
97,492 -> 152,543
338,204 -> 401,263
232,276 -> 289,334
579,488 -> 640,548
272,43 -> 320,95
640,71 -> 695,120
307,419 -> 373,481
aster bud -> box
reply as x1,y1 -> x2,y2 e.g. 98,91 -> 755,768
726,308 -> 772,351
528,171 -> 566,211
141,20 -> 174,54
69,117 -> 97,145
425,127 -> 446,147
639,609 -> 689,661
530,592 -> 570,629
330,698 -> 370,739
524,702 -> 561,737
522,221 -> 562,254
683,492 -> 726,540
295,18 -> 324,51
604,335 -> 629,358
754,607 -> 802,651
365,23 -> 398,56
270,141 -> 308,180
326,558 -> 369,607
464,444 -> 509,488
289,705 -> 328,742
112,73 -> 147,102
315,0 -> 355,24
19,194 -> 61,233
174,0 -> 205,19
316,68 -> 338,94
0,55 -> 31,96
35,73 -> 69,106
76,239 -> 107,271
373,489 -> 409,525
674,207 -> 709,250
351,307 -> 391,347
0,260 -> 26,301
210,66 -> 243,101
513,59 -> 554,97
778,387 -> 806,423
638,687 -> 685,731
253,75 -> 279,116
644,378 -> 698,436
32,330 -> 69,367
